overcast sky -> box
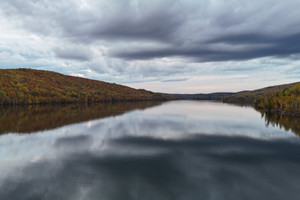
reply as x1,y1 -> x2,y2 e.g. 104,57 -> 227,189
0,0 -> 299,93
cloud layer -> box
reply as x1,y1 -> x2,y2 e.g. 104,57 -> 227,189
0,0 -> 299,92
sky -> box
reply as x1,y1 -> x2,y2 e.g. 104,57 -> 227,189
0,0 -> 299,93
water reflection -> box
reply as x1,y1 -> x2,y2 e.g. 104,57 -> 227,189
1,101 -> 300,200
0,101 -> 161,134
225,102 -> 300,137
1,134 -> 300,200
258,111 -> 300,136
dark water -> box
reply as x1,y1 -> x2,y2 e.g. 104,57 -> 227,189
0,101 -> 300,200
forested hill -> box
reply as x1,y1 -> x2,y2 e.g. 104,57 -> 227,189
223,82 -> 300,115
0,68 -> 175,105
223,82 -> 300,104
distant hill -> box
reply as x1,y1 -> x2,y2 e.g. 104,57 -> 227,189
0,68 -> 176,105
223,82 -> 300,104
174,92 -> 234,100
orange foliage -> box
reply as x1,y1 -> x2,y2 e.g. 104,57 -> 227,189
0,68 -> 175,105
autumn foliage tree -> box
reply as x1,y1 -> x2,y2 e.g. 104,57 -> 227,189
254,83 -> 300,115
0,68 -> 176,105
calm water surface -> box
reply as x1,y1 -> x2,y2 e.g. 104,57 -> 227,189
0,100 -> 300,200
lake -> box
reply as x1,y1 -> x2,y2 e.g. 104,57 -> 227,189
0,100 -> 300,200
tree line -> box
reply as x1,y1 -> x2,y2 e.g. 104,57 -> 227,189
254,83 -> 300,115
0,68 -> 175,105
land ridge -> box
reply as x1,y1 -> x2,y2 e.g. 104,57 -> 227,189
0,68 -> 299,114
223,81 -> 300,116
0,68 -> 175,105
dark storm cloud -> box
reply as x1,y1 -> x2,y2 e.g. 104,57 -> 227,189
208,32 -> 300,59
207,33 -> 272,44
113,32 -> 300,62
86,8 -> 183,42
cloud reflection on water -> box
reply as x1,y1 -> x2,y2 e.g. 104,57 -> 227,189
1,134 -> 300,200
0,101 -> 300,200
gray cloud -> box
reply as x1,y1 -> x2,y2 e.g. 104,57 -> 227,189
0,0 -> 299,92
2,0 -> 300,63
54,46 -> 93,61
113,32 -> 300,62
160,78 -> 188,82
0,0 -> 185,42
